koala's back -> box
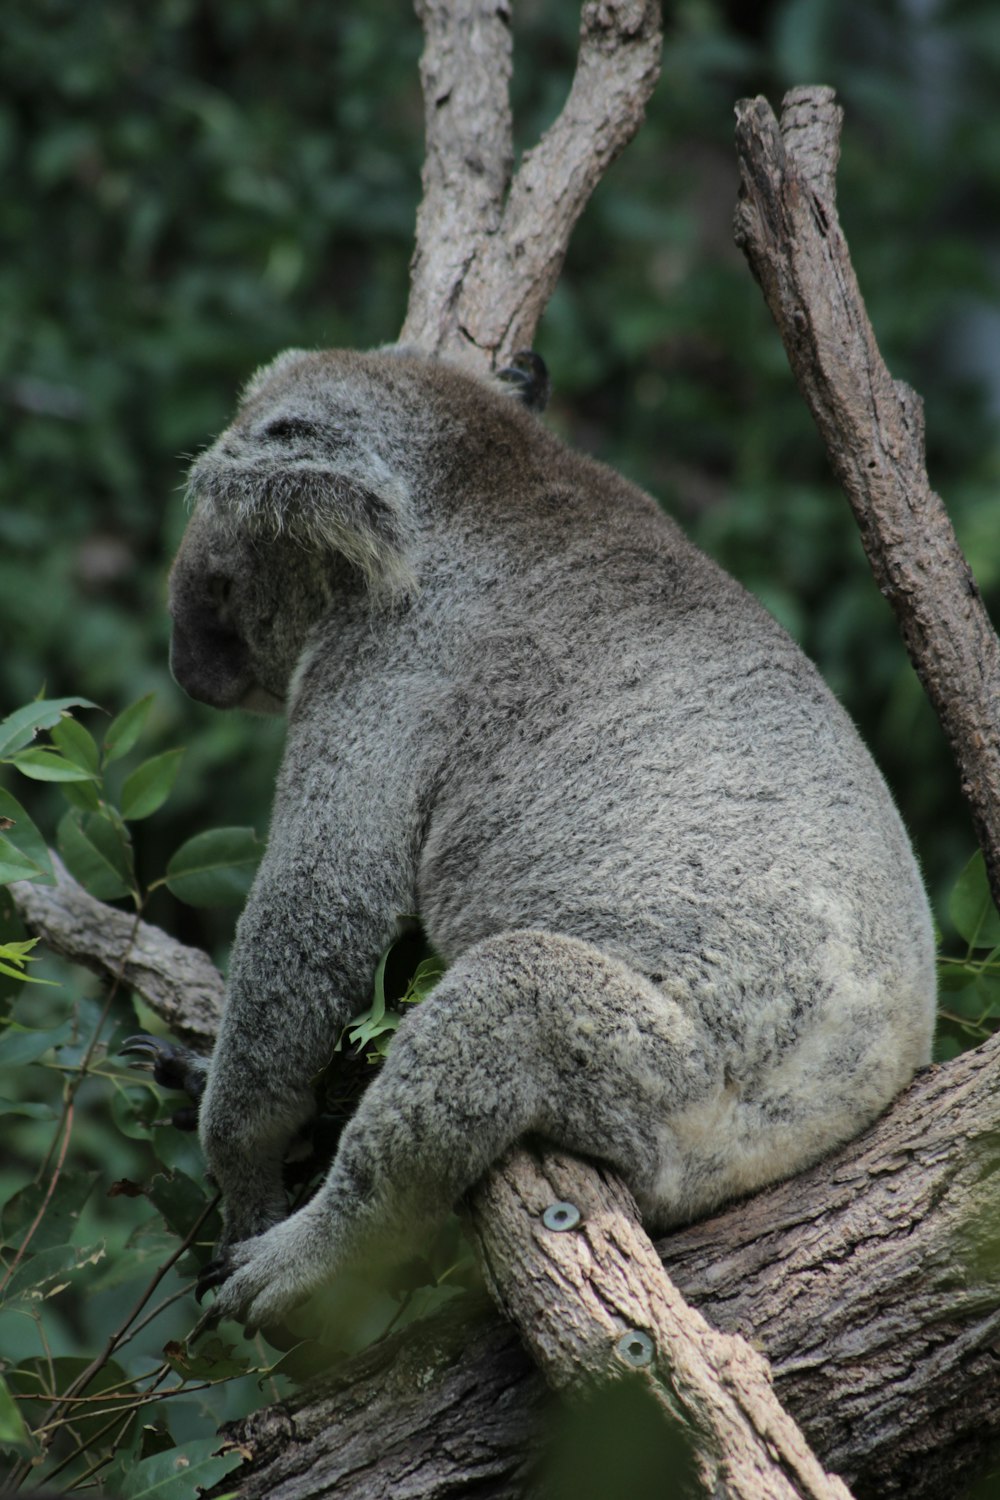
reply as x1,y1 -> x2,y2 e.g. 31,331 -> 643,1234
391,398 -> 935,1209
261,351 -> 934,1222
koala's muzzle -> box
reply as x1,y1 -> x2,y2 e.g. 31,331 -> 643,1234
169,583 -> 255,710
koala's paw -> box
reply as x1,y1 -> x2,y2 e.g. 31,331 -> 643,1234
121,1036 -> 209,1129
195,1218 -> 323,1335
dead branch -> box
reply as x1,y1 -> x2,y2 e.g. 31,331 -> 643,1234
11,855 -> 222,1047
400,0 -> 662,368
468,1149 -> 852,1499
733,85 -> 1000,908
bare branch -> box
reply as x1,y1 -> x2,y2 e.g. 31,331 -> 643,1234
468,1147 -> 853,1500
9,858 -> 222,1049
400,0 -> 662,367
402,0 -> 515,362
733,86 -> 1000,906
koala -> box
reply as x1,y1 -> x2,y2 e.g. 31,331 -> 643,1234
155,346 -> 936,1331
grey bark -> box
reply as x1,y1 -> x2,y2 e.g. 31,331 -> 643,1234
733,86 -> 1000,910
400,0 -> 662,369
10,854 -> 222,1047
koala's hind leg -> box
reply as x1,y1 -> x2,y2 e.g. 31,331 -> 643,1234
201,930 -> 719,1330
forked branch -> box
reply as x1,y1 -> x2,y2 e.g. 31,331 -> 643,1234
401,0 -> 662,366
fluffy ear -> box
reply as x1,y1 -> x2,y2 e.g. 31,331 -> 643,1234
190,452 -> 415,598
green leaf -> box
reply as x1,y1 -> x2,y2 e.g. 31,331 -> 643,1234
146,1170 -> 213,1239
0,834 -> 47,885
50,715 -> 100,774
163,1335 -> 251,1382
346,1006 -> 400,1052
0,788 -> 55,884
0,696 -> 96,758
0,941 -> 56,984
2,1171 -> 100,1253
0,1096 -> 57,1119
948,850 -> 1000,949
2,1241 -> 105,1306
401,954 -> 446,1004
0,1372 -> 36,1456
118,1436 -> 243,1499
7,747 -> 98,783
165,826 -> 264,906
120,749 -> 184,820
59,776 -> 103,812
0,1018 -> 73,1066
104,694 -> 154,765
57,810 -> 135,901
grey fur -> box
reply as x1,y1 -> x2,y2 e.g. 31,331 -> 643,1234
168,347 -> 936,1329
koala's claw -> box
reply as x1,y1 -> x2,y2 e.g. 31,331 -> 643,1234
120,1035 -> 208,1118
195,1254 -> 234,1303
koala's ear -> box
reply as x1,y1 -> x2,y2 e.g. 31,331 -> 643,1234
497,351 -> 550,413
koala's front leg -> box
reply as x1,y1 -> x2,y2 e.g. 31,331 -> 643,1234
197,856 -> 400,1250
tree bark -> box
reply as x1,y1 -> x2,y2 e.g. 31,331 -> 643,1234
400,0 -> 662,369
733,86 -> 1000,910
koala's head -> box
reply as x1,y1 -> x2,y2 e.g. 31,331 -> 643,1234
168,345 -> 549,713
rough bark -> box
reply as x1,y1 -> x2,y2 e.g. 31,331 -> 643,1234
10,855 -> 222,1047
216,1038 -> 1000,1500
733,86 -> 1000,909
400,0 -> 662,369
11,865 -> 1000,1497
468,1150 -> 852,1499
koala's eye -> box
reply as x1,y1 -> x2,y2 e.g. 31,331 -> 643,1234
263,417 -> 319,443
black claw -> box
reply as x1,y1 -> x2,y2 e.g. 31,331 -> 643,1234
120,1035 -> 163,1067
170,1105 -> 200,1132
497,350 -> 551,412
195,1256 -> 233,1302
119,1034 -> 207,1102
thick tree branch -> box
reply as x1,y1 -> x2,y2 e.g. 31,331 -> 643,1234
12,866 -> 1000,1496
733,86 -> 1000,908
400,0 -> 662,367
468,1149 -> 852,1499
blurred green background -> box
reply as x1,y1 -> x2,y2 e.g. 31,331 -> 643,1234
3,0 -> 999,945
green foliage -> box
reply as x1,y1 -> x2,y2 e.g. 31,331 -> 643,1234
0,696 -> 461,1488
935,851 -> 1000,1060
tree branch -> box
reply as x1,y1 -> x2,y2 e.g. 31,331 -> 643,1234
733,86 -> 1000,908
10,857 -> 222,1048
468,1149 -> 852,1499
400,0 -> 662,367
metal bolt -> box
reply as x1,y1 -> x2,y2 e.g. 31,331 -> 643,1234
615,1329 -> 655,1368
542,1200 -> 582,1232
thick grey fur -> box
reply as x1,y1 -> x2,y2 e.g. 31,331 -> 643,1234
167,347 -> 936,1329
